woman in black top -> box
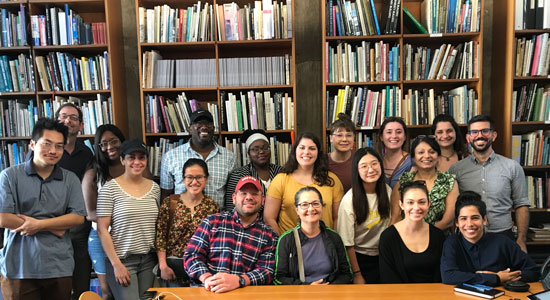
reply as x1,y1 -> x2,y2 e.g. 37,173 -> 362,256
379,181 -> 445,283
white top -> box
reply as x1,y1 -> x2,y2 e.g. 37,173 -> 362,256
337,185 -> 391,256
96,179 -> 160,258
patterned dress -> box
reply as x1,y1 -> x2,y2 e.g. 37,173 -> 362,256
398,171 -> 456,225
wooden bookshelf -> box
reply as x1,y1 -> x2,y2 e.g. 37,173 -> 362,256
0,0 -> 127,171
321,0 -> 484,150
136,0 -> 296,169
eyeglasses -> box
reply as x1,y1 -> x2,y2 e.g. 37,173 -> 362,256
415,134 -> 436,140
331,133 -> 354,140
58,114 -> 80,122
99,139 -> 121,149
296,201 -> 323,210
38,141 -> 64,151
184,175 -> 207,183
468,128 -> 493,136
249,145 -> 270,153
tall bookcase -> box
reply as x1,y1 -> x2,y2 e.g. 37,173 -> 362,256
136,0 -> 296,174
492,0 -> 550,262
0,0 -> 127,170
321,0 -> 484,151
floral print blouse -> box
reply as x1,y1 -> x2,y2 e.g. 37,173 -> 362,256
155,194 -> 219,257
398,171 -> 456,225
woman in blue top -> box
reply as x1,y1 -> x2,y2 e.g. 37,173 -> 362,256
377,117 -> 413,188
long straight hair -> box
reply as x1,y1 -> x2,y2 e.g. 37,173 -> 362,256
351,147 -> 391,224
93,124 -> 125,185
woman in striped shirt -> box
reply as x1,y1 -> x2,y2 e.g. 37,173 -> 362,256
97,139 -> 160,300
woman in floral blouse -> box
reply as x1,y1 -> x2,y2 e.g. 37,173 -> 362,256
155,158 -> 219,287
389,136 -> 458,231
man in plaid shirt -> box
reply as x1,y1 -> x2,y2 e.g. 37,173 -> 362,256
184,176 -> 277,293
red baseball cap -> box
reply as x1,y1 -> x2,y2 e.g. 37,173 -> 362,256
234,176 -> 262,193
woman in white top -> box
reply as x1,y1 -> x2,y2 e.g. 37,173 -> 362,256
97,139 -> 160,300
337,147 -> 391,284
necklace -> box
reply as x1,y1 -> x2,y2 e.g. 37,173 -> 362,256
440,151 -> 456,161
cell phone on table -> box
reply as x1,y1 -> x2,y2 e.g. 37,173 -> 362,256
143,290 -> 158,299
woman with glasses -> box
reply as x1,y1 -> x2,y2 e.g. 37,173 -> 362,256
82,124 -> 126,300
390,136 -> 458,231
273,186 -> 352,285
337,148 -> 391,284
97,139 -> 160,300
155,159 -> 218,287
378,117 -> 413,188
224,129 -> 282,211
264,132 -> 344,235
431,114 -> 466,172
379,181 -> 445,283
328,113 -> 356,193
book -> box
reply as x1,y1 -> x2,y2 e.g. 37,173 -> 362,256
403,6 -> 428,33
454,283 -> 505,299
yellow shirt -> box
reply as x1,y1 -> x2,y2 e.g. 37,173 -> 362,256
266,172 -> 344,233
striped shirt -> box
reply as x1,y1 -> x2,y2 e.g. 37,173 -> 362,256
96,179 -> 160,258
183,210 -> 278,286
160,141 -> 237,209
224,163 -> 282,210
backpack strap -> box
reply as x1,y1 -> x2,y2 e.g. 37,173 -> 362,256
292,227 -> 305,283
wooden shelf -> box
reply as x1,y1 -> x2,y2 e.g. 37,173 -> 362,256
32,44 -> 108,52
0,46 -> 31,52
403,79 -> 480,84
325,34 -> 401,41
0,136 -> 31,141
220,129 -> 294,135
526,241 -> 550,245
522,165 -> 550,170
36,90 -> 111,95
218,85 -> 293,90
529,208 -> 550,212
0,91 -> 36,97
326,81 -> 401,86
142,87 -> 217,93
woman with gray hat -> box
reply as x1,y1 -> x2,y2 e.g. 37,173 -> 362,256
96,139 -> 160,300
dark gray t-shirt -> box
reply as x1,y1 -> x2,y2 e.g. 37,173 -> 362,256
302,233 -> 332,283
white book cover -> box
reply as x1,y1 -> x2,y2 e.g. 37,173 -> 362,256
146,9 -> 154,43
58,12 -> 67,45
262,0 -> 273,39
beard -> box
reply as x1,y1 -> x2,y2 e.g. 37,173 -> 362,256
470,137 -> 492,153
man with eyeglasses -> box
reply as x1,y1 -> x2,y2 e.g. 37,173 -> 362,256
449,115 -> 529,253
184,176 -> 277,293
55,103 -> 94,300
0,118 -> 86,300
160,110 -> 237,209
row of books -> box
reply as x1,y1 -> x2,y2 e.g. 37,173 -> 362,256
31,15 -> 106,46
403,41 -> 479,80
513,130 -> 550,167
326,85 -> 477,127
515,0 -> 550,30
326,0 -> 399,36
144,92 -> 219,134
142,52 -> 217,89
0,141 -> 28,172
528,225 -> 550,242
421,0 -> 481,33
147,138 -> 185,177
0,99 -> 36,138
35,51 -> 110,92
0,54 -> 35,93
515,33 -> 550,77
224,136 -> 290,167
0,6 -> 27,47
512,84 -> 550,122
220,90 -> 294,132
138,3 -> 215,43
219,55 -> 291,87
326,41 -> 399,83
216,0 -> 292,41
526,175 -> 550,209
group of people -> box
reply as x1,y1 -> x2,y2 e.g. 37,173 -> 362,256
0,105 -> 542,300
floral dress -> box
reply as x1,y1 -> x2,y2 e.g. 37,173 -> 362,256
398,171 -> 456,225
155,194 -> 219,257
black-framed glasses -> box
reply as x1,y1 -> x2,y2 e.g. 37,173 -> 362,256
415,134 -> 436,140
58,113 -> 80,122
99,139 -> 121,149
467,128 -> 493,136
249,145 -> 270,153
296,201 -> 323,210
183,175 -> 207,183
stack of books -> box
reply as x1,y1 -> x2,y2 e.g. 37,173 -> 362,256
528,225 -> 550,243
326,0 -> 400,36
515,0 -> 550,30
420,0 -> 482,33
0,5 -> 28,47
0,141 -> 29,172
0,54 -> 35,92
147,138 -> 186,177
512,130 -> 550,167
515,34 -> 550,77
218,55 -> 291,86
141,51 -> 216,88
512,84 -> 550,122
0,99 -> 37,138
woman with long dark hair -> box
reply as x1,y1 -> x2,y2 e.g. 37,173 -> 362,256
431,114 -> 466,171
337,148 -> 391,284
264,132 -> 344,235
377,117 -> 413,188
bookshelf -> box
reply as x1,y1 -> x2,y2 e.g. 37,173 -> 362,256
135,0 -> 296,174
492,0 -> 550,257
0,0 -> 127,171
321,0 -> 484,150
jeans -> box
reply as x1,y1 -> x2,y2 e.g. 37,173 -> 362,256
105,252 -> 156,300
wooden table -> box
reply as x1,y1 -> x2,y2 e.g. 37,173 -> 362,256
150,282 -> 544,300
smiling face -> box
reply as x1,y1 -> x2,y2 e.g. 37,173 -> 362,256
295,190 -> 323,225
330,128 -> 355,153
190,119 -> 214,147
400,188 -> 430,222
100,131 -> 122,161
248,139 -> 271,167
456,205 -> 487,244
295,137 -> 318,168
30,129 -> 65,168
381,122 -> 406,151
57,106 -> 82,137
232,184 -> 264,217
357,153 -> 382,184
413,142 -> 438,170
121,151 -> 148,176
467,121 -> 497,154
183,164 -> 209,196
434,121 -> 456,149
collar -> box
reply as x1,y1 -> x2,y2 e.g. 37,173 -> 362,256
24,159 -> 63,181
470,150 -> 496,165
183,140 -> 220,158
296,220 -> 327,243
65,140 -> 86,156
460,232 -> 487,250
231,209 -> 260,228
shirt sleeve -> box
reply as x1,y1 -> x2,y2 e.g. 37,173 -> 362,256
155,197 -> 171,252
159,151 -> 175,190
266,173 -> 285,199
337,191 -> 355,246
244,230 -> 277,285
183,217 -> 213,281
510,162 -> 530,208
65,171 -> 86,216
0,170 -> 15,213
440,236 -> 499,286
378,228 -> 405,283
96,182 -> 114,217
508,239 -> 540,282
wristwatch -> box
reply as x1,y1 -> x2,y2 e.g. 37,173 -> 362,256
238,275 -> 246,288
